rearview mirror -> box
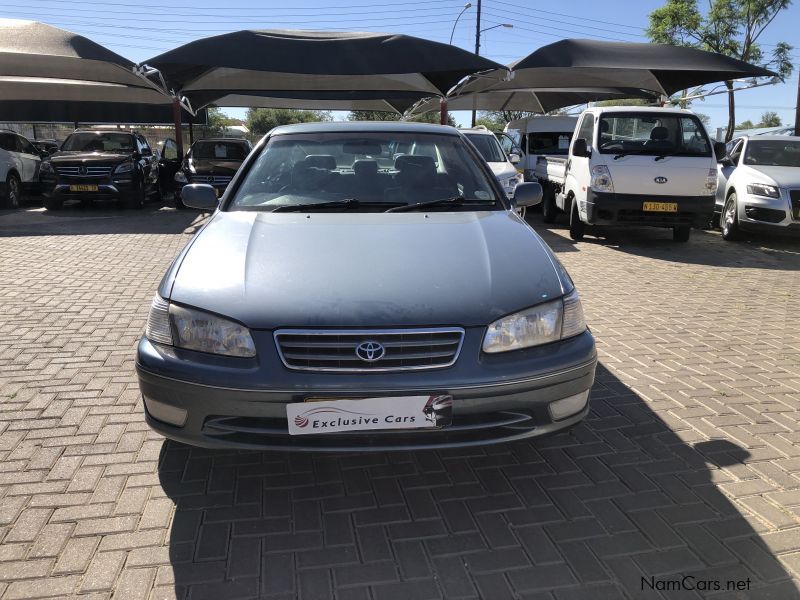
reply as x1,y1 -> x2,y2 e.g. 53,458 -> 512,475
508,153 -> 521,165
181,184 -> 219,211
572,138 -> 590,158
511,182 -> 542,208
713,142 -> 727,162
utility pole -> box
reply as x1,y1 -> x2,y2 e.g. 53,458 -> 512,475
794,72 -> 800,137
472,0 -> 481,127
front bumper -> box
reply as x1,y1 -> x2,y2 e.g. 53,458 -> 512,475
136,329 -> 597,451
586,190 -> 716,228
737,190 -> 800,236
41,176 -> 138,202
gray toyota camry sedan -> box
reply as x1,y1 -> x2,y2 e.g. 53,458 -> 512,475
137,122 -> 596,451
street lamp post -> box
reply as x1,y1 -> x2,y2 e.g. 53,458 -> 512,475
472,22 -> 513,126
449,3 -> 472,45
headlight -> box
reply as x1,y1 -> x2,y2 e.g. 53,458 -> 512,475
40,161 -> 54,174
482,288 -> 587,353
503,175 -> 520,193
590,165 -> 614,193
144,295 -> 256,358
174,171 -> 188,184
705,169 -> 718,193
114,161 -> 134,174
746,183 -> 780,198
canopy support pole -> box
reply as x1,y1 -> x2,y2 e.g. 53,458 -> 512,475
189,119 -> 194,145
440,98 -> 448,125
172,98 -> 184,158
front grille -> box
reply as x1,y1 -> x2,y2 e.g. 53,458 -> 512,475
274,328 -> 464,372
56,165 -> 113,178
790,190 -> 800,220
191,175 -> 233,186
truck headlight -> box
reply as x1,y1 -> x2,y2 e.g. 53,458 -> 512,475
483,288 -> 586,353
746,183 -> 780,198
705,169 -> 718,193
590,165 -> 614,193
174,171 -> 188,184
113,161 -> 134,174
145,295 -> 256,358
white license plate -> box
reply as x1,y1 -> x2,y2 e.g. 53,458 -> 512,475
286,395 -> 452,436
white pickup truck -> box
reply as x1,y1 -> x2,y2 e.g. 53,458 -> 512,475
535,106 -> 725,242
503,116 -> 578,182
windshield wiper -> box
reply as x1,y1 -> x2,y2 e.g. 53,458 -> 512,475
386,196 -> 489,213
613,148 -> 656,160
270,198 -> 381,212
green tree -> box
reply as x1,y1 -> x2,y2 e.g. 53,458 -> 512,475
204,107 -> 228,136
735,118 -> 755,129
245,108 -> 331,136
474,112 -> 507,131
347,110 -> 456,126
647,0 -> 794,141
757,110 -> 782,126
594,98 -> 653,107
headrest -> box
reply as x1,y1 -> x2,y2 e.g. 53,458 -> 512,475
649,126 -> 669,141
599,120 -> 609,133
292,161 -> 331,188
304,154 -> 336,170
395,154 -> 436,174
353,160 -> 378,177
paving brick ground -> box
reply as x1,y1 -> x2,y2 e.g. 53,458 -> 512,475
1,203 -> 799,599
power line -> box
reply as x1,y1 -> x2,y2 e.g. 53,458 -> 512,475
486,0 -> 646,31
20,0 -> 463,12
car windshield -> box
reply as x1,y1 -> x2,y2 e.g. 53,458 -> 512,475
529,132 -> 573,156
743,140 -> 800,167
463,133 -> 507,163
229,130 -> 503,211
191,141 -> 248,160
61,133 -> 135,153
597,113 -> 711,157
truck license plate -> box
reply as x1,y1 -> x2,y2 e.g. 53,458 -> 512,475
286,395 -> 453,435
69,185 -> 98,192
643,202 -> 677,212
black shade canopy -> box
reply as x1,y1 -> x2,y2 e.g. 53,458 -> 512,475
456,39 -> 777,98
144,29 -> 506,110
0,101 -> 200,124
0,19 -> 174,106
407,87 -> 660,116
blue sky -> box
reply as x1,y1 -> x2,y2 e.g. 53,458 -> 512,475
5,0 -> 799,130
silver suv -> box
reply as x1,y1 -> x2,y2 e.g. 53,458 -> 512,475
0,130 -> 42,208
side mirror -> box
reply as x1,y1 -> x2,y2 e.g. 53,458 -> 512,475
181,184 -> 219,211
511,182 -> 543,208
508,153 -> 521,165
713,142 -> 728,162
572,138 -> 590,158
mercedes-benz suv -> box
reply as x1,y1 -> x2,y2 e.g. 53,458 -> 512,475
40,130 -> 160,210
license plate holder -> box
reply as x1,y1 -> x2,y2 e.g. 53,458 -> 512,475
286,395 -> 453,435
643,201 -> 678,212
69,185 -> 99,192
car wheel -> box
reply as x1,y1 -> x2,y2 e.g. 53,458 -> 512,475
672,225 -> 691,242
542,186 -> 558,224
43,196 -> 62,211
569,198 -> 585,241
515,205 -> 527,220
126,181 -> 146,210
150,183 -> 162,204
5,173 -> 22,209
721,193 -> 741,241
173,194 -> 187,210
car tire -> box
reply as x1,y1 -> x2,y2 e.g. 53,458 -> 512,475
515,206 -> 527,220
173,194 -> 187,210
569,198 -> 585,241
126,181 -> 146,210
4,172 -> 22,209
721,193 -> 741,241
43,196 -> 63,211
542,186 -> 558,224
150,184 -> 162,204
672,225 -> 691,242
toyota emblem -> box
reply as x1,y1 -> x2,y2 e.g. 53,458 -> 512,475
78,165 -> 88,176
654,176 -> 668,184
355,341 -> 385,362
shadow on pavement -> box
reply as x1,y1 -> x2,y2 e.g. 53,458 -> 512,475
530,215 -> 800,271
0,201 -> 208,237
157,363 -> 800,599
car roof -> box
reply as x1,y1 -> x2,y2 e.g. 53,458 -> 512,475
193,138 -> 250,143
460,127 -> 497,136
586,106 -> 694,116
72,130 -> 135,135
746,135 -> 800,142
270,121 -> 460,136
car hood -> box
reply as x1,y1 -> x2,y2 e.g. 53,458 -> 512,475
739,165 -> 800,189
168,210 -> 565,328
49,151 -> 131,165
186,158 -> 243,176
486,162 -> 519,179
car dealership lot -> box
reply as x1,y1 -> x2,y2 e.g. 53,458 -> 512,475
1,206 -> 799,599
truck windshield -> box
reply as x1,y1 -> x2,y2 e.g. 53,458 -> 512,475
743,140 -> 800,167
463,133 -> 507,163
229,131 -> 502,212
191,141 -> 248,160
596,113 -> 711,157
61,133 -> 135,153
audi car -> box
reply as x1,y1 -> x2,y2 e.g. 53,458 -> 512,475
40,130 -> 160,210
173,138 -> 252,208
136,122 -> 596,451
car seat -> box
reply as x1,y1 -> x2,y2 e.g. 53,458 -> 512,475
352,160 -> 385,201
384,155 -> 455,203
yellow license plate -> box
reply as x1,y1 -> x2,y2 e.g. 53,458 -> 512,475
69,185 -> 98,192
643,202 -> 678,212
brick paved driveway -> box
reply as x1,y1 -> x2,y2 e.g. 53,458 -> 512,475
1,205 -> 799,599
